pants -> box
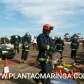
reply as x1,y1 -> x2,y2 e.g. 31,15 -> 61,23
82,42 -> 84,49
21,51 -> 28,60
14,45 -> 19,54
39,61 -> 52,84
71,50 -> 77,59
16,47 -> 19,54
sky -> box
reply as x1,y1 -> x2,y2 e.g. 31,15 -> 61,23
0,0 -> 84,37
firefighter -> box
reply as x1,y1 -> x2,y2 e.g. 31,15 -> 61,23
21,42 -> 30,63
22,33 -> 31,44
70,37 -> 79,60
55,37 -> 64,59
10,35 -> 21,54
81,40 -> 84,50
21,33 -> 31,63
36,24 -> 53,84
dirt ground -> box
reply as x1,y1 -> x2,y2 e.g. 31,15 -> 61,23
0,42 -> 84,84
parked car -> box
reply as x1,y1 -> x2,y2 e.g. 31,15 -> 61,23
0,44 -> 15,60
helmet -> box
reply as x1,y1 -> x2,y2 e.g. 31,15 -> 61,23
43,24 -> 53,31
15,35 -> 18,38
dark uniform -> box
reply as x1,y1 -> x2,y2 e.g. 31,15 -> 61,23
82,40 -> 84,50
37,24 -> 53,84
21,33 -> 31,63
55,37 -> 64,59
10,35 -> 21,54
70,39 -> 79,59
21,42 -> 30,62
14,41 -> 19,53
22,33 -> 31,44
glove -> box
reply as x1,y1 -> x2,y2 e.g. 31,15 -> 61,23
47,45 -> 50,50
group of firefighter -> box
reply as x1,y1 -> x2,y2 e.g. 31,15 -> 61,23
10,33 -> 31,63
9,24 -> 80,84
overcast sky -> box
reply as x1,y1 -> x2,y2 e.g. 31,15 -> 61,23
0,0 -> 84,37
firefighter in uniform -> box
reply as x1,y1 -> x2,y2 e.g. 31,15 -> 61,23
21,33 -> 31,63
21,42 -> 30,63
70,37 -> 79,60
22,33 -> 31,44
37,24 -> 53,84
10,35 -> 21,54
55,37 -> 64,59
81,39 -> 84,50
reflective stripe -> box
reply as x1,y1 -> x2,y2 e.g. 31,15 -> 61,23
22,49 -> 30,51
58,50 -> 62,51
72,49 -> 76,50
39,58 -> 46,61
38,58 -> 51,62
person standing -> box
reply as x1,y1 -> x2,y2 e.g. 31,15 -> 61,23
21,42 -> 30,63
55,37 -> 64,59
10,35 -> 21,54
70,37 -> 79,60
37,24 -> 54,84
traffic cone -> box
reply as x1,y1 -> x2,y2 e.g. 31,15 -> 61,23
3,58 -> 10,74
1,58 -> 10,79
